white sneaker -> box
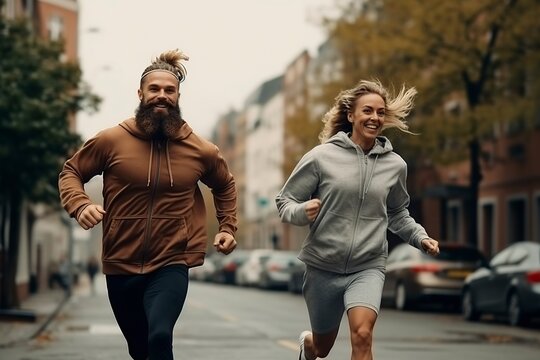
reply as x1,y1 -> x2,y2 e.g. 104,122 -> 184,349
299,330 -> 312,360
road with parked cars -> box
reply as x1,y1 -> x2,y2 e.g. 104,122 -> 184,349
2,266 -> 539,360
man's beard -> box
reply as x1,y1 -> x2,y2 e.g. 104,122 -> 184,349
135,99 -> 184,139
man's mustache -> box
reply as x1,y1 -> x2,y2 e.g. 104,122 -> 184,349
148,100 -> 174,108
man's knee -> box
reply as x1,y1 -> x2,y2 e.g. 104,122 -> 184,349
148,329 -> 172,355
128,344 -> 148,360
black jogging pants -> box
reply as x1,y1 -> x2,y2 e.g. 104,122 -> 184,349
106,264 -> 189,360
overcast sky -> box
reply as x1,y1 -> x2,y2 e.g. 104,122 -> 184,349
77,0 -> 338,140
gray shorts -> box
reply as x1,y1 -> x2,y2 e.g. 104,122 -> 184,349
303,265 -> 385,334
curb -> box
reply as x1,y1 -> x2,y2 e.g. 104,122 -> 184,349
0,293 -> 70,349
29,293 -> 71,341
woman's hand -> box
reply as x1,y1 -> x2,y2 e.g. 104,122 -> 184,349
421,238 -> 440,256
304,199 -> 321,222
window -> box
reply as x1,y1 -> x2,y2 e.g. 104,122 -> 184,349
534,194 -> 540,243
480,202 -> 495,257
507,197 -> 527,243
490,247 -> 512,267
507,246 -> 528,265
48,15 -> 64,41
447,201 -> 462,242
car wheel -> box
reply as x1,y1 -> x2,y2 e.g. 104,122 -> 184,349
508,292 -> 527,326
395,283 -> 409,311
287,278 -> 298,294
462,289 -> 480,321
259,274 -> 269,289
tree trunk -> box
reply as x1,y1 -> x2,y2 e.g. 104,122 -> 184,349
468,139 -> 482,247
27,207 -> 37,293
4,192 -> 22,309
0,199 -> 8,309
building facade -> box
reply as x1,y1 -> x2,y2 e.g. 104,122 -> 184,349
244,76 -> 284,249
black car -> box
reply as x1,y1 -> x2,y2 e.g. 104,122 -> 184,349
462,241 -> 540,326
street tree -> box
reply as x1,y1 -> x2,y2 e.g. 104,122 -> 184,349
0,15 -> 100,308
283,106 -> 321,177
322,0 -> 540,245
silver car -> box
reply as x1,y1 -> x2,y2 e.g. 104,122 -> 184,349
235,249 -> 275,287
382,242 -> 487,310
259,251 -> 302,290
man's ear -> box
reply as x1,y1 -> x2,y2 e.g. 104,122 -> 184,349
137,88 -> 143,101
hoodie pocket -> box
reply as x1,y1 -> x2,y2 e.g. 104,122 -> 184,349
350,215 -> 388,264
149,216 -> 189,256
103,217 -> 146,263
308,210 -> 353,264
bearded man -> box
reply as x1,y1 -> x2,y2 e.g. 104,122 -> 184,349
58,49 -> 237,360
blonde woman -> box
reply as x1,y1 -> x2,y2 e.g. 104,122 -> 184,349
276,80 -> 439,360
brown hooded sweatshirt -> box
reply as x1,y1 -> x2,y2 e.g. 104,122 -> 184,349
59,118 -> 237,275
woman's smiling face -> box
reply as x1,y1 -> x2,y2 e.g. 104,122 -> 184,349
349,93 -> 386,151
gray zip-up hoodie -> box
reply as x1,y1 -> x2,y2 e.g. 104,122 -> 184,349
275,131 -> 428,274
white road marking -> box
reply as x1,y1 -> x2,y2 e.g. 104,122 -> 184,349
278,339 -> 299,352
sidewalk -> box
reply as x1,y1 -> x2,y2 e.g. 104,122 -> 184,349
0,277 -> 90,348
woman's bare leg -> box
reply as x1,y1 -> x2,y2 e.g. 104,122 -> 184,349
347,307 -> 377,360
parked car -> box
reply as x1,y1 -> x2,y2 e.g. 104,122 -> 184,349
236,249 -> 275,286
287,260 -> 306,294
382,242 -> 487,310
259,251 -> 302,290
189,252 -> 219,282
461,241 -> 540,326
211,249 -> 250,285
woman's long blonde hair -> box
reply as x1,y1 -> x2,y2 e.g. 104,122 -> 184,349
318,79 -> 417,143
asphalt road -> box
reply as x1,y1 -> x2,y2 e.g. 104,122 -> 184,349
0,275 -> 539,359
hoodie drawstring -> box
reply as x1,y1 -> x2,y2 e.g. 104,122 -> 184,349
165,140 -> 174,187
146,140 -> 174,187
147,142 -> 154,187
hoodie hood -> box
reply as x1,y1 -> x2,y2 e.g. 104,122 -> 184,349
119,118 -> 194,188
119,117 -> 193,142
326,131 -> 393,155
